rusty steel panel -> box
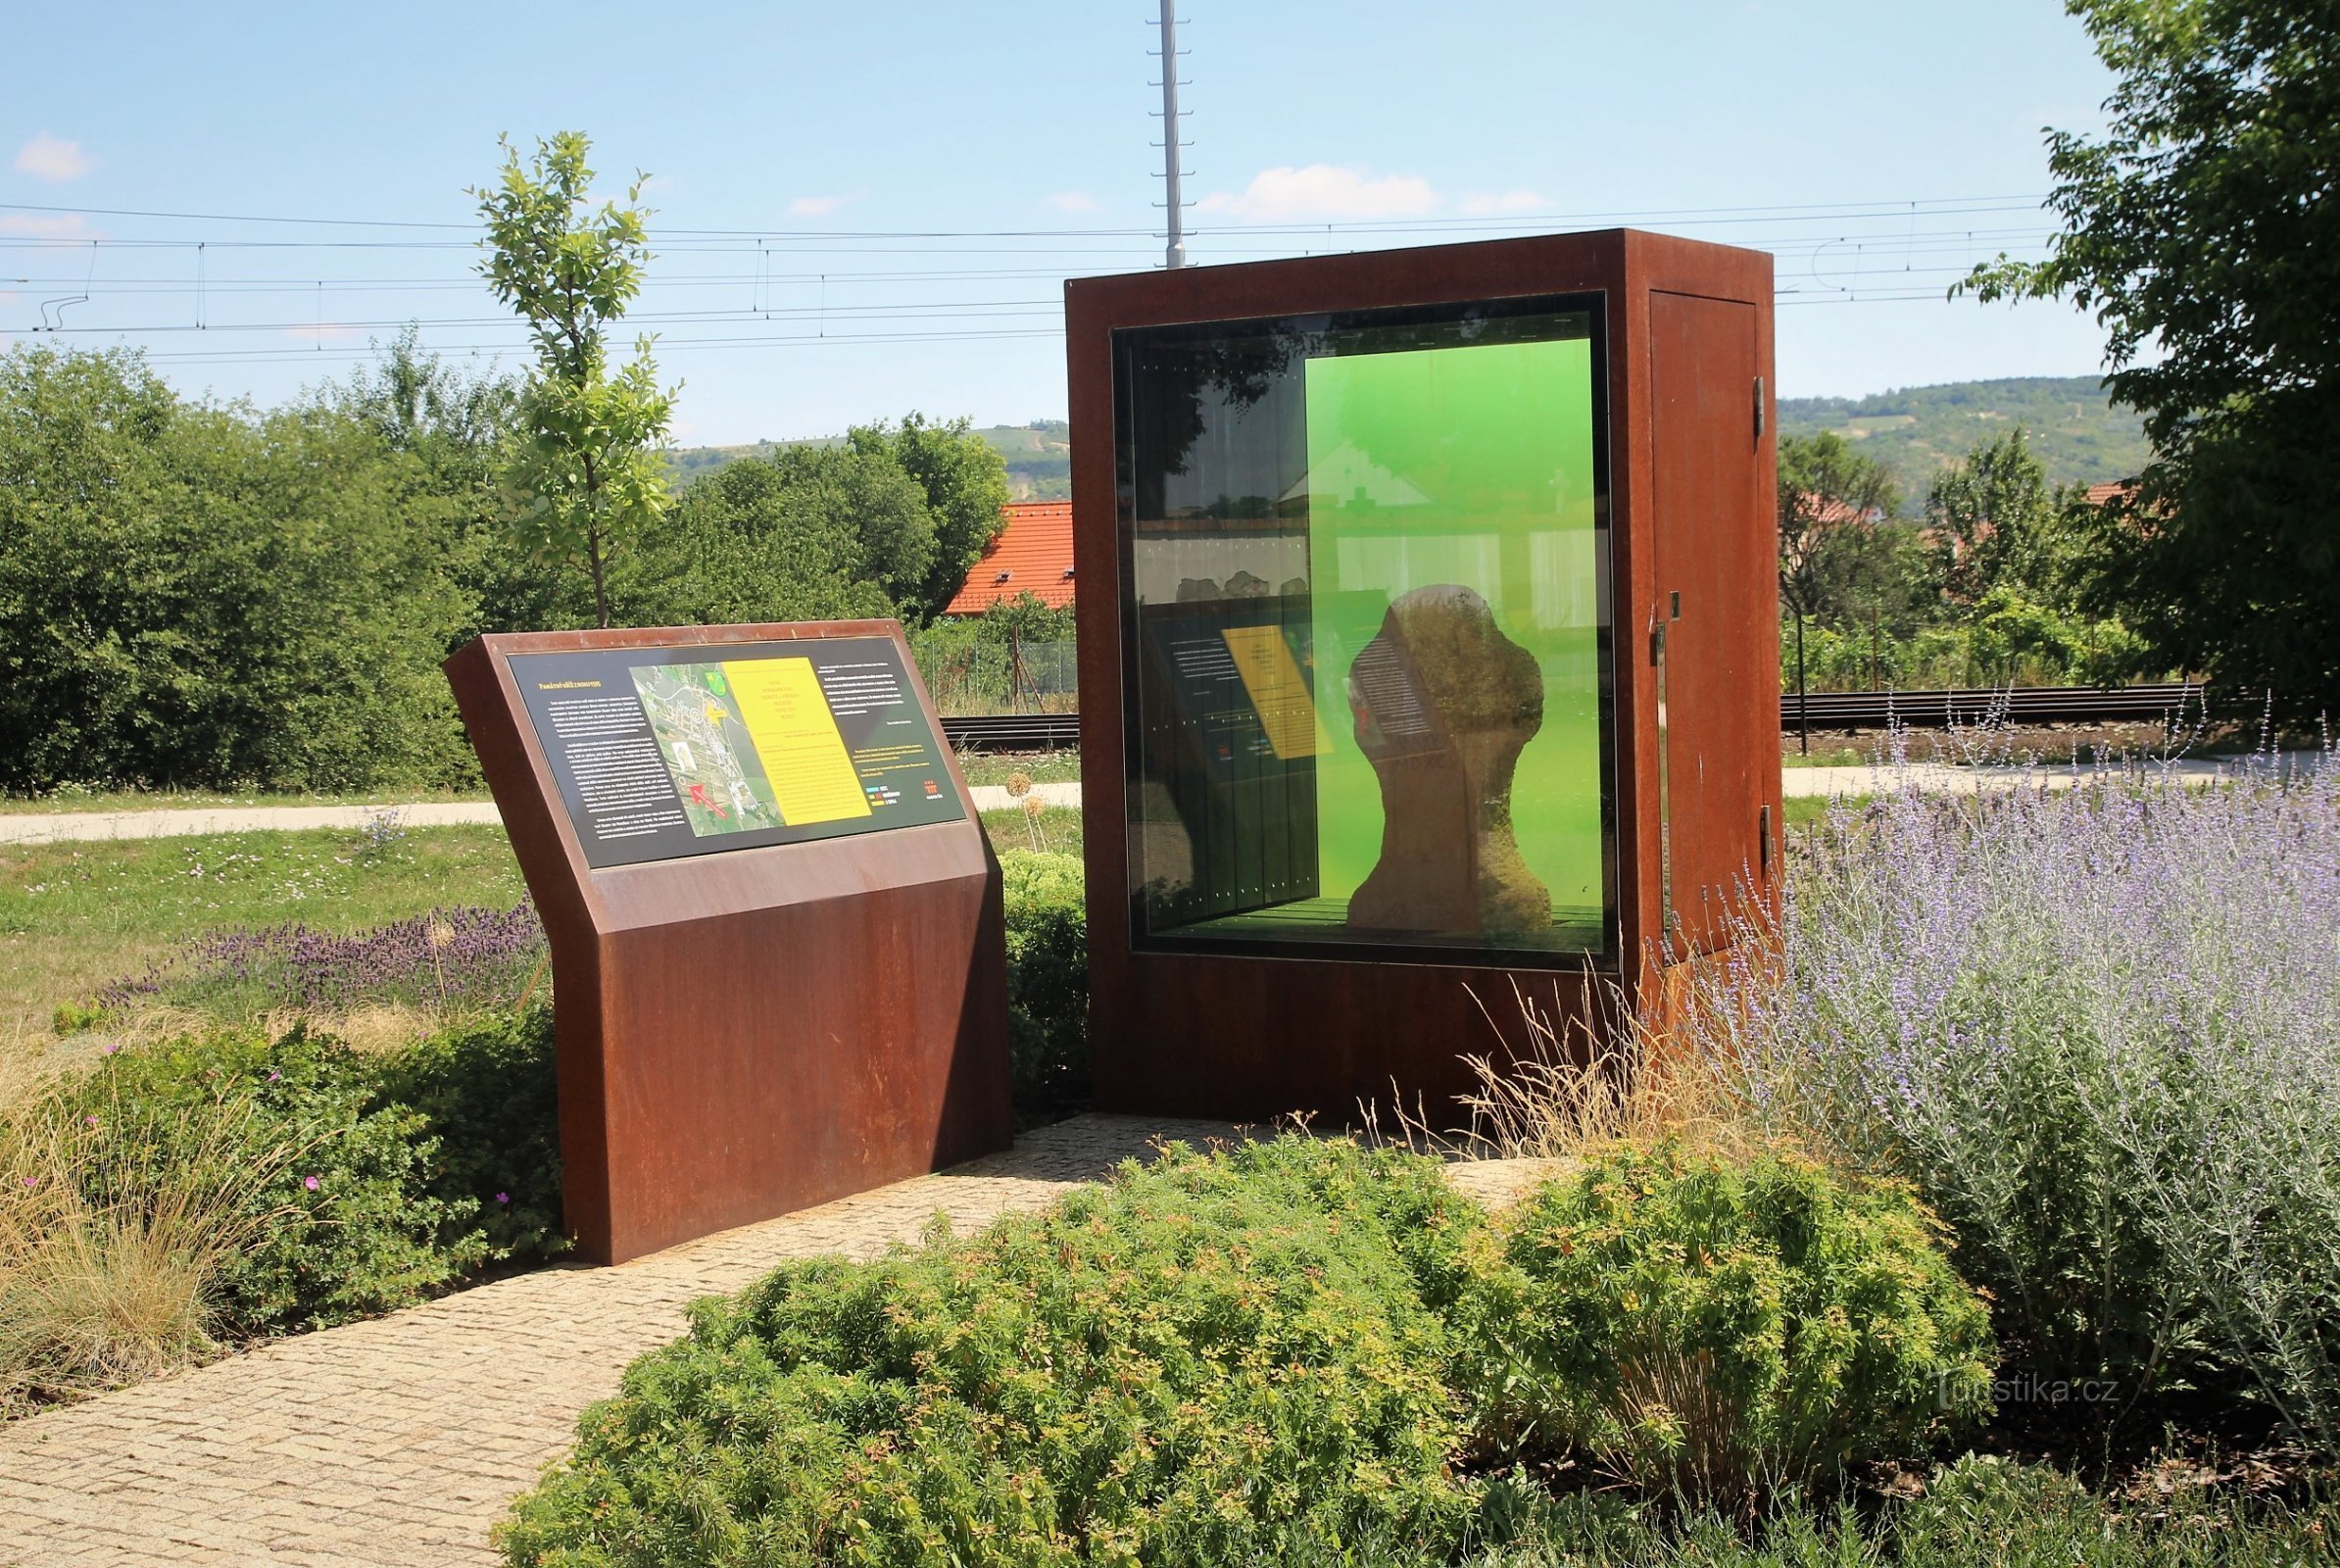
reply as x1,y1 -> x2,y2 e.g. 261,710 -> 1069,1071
1065,230 -> 1778,1124
444,621 -> 1012,1264
1649,291 -> 1783,956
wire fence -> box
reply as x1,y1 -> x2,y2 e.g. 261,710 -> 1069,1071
911,638 -> 1079,716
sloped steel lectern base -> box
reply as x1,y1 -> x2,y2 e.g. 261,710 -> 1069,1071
446,623 -> 1011,1264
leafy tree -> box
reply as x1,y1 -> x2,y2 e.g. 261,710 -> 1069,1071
323,323 -> 516,481
1925,428 -> 2062,608
473,130 -> 676,629
616,448 -> 916,628
0,346 -> 470,791
1779,433 -> 1901,729
761,442 -> 937,608
317,328 -> 561,641
977,589 -> 1078,646
1966,0 -> 2340,713
847,413 -> 1010,621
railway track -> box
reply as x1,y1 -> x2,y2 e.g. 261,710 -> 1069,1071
1783,681 -> 2205,731
940,684 -> 2210,751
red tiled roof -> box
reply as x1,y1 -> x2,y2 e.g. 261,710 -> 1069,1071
944,501 -> 1076,614
2083,481 -> 2135,507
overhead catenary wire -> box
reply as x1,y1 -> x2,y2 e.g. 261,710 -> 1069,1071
1,189 -> 2068,379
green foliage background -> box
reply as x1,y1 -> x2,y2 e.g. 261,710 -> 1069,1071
0,340 -> 1008,795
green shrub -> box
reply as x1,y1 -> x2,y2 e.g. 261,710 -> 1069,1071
370,1007 -> 566,1265
500,1138 -> 1498,1568
0,345 -> 477,792
999,850 -> 1087,1122
47,1012 -> 568,1339
61,1027 -> 471,1334
1483,1143 -> 1993,1509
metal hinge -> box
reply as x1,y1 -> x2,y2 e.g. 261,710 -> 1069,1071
1754,375 -> 1766,440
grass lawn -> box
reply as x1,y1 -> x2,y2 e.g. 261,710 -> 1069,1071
983,804 -> 1083,859
954,750 -> 1082,789
1783,792 -> 1866,830
1,806 -> 1081,1046
0,786 -> 493,816
0,824 -> 526,1042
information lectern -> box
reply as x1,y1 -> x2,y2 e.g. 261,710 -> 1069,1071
1065,229 -> 1782,1120
446,621 -> 1010,1263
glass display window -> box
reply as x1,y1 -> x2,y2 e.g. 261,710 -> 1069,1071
1113,295 -> 1617,961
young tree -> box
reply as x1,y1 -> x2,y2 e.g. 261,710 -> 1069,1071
473,131 -> 675,629
1965,0 -> 2340,713
1778,432 -> 1899,745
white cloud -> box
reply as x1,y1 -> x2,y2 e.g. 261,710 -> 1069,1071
786,193 -> 853,219
1044,190 -> 1100,214
14,132 -> 95,182
0,212 -> 92,238
1194,165 -> 1438,223
1460,189 -> 1551,217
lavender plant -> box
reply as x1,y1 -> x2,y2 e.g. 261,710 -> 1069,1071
101,902 -> 546,1021
1688,755 -> 2340,1447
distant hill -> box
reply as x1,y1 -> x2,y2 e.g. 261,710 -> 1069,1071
673,383 -> 2144,515
668,420 -> 1070,500
1778,376 -> 2148,510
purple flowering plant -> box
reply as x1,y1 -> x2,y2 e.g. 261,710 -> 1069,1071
100,901 -> 546,1021
1683,747 -> 2340,1446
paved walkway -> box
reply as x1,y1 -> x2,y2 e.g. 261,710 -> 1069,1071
0,1115 -> 1244,1568
0,784 -> 1082,847
0,803 -> 504,847
12,755 -> 2319,847
1779,750 -> 2320,800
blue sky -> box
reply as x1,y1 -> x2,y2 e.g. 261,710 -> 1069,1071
3,1 -> 2120,445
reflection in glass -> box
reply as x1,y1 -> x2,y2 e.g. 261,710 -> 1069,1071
1116,299 -> 1615,957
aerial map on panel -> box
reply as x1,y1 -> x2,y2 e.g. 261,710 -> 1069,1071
511,636 -> 961,868
629,663 -> 786,836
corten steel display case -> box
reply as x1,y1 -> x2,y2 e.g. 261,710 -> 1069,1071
1065,229 -> 1781,1121
445,620 -> 1011,1264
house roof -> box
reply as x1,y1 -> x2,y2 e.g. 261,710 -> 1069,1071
945,501 -> 1076,614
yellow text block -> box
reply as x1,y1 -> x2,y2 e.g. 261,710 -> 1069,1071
1220,625 -> 1322,760
721,658 -> 871,826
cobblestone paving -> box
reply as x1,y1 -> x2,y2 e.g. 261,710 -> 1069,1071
0,1115 -> 1246,1568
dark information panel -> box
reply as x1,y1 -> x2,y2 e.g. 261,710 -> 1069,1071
512,635 -> 964,868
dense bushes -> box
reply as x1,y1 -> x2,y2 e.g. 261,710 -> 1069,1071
0,341 -> 1013,794
498,1137 -> 1987,1565
0,348 -> 476,792
998,850 -> 1088,1120
1483,1144 -> 1993,1507
502,1139 -> 1486,1567
7,1009 -> 565,1378
1694,764 -> 2340,1447
370,1010 -> 565,1266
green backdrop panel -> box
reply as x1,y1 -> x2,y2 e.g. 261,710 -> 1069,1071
1302,336 -> 1604,920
